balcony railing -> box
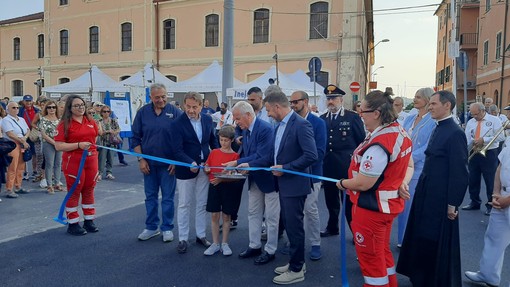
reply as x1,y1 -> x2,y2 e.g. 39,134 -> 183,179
460,33 -> 478,46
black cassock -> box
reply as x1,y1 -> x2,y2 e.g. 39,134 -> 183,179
397,117 -> 468,287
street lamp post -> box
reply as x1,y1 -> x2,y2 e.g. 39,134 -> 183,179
371,65 -> 384,79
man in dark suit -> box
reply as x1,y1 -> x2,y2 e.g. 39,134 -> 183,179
225,101 -> 278,265
289,90 -> 326,261
320,85 -> 365,236
265,90 -> 317,285
172,92 -> 218,254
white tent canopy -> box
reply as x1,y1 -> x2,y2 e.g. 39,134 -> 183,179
226,66 -> 317,100
42,66 -> 127,94
171,60 -> 244,93
120,63 -> 175,90
287,69 -> 327,112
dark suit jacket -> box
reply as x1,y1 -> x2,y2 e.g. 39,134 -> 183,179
273,112 -> 318,197
172,113 -> 218,180
306,113 -> 327,183
237,118 -> 275,193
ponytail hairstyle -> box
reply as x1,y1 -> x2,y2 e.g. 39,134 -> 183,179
364,90 -> 398,125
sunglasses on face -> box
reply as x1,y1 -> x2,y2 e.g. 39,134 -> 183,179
289,99 -> 305,105
46,106 -> 57,109
102,111 -> 111,113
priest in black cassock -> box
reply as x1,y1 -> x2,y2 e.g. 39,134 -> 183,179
397,90 -> 468,287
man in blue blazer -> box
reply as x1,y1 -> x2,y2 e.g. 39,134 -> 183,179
172,92 -> 218,254
225,101 -> 279,265
290,91 -> 327,261
265,90 -> 318,285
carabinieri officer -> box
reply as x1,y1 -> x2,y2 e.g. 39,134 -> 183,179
320,84 -> 365,236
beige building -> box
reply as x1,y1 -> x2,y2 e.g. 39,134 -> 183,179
435,0 -> 510,112
0,0 -> 374,107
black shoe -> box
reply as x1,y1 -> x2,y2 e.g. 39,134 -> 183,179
461,203 -> 480,210
320,229 -> 339,237
254,251 -> 275,265
230,220 -> 238,230
67,223 -> 87,236
177,240 -> 188,254
119,160 -> 128,166
485,208 -> 492,216
83,220 -> 99,233
239,247 -> 262,259
196,237 -> 212,248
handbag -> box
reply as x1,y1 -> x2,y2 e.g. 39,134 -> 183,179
22,148 -> 32,162
109,133 -> 122,145
28,128 -> 41,142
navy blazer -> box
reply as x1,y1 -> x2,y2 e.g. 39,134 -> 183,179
273,112 -> 318,197
306,113 -> 327,183
237,118 -> 275,193
172,113 -> 218,180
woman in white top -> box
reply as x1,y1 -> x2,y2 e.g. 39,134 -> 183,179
39,100 -> 63,194
1,102 -> 30,198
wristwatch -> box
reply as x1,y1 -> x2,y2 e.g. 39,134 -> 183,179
137,157 -> 143,162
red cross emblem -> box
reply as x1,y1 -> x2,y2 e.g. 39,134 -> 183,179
362,160 -> 372,171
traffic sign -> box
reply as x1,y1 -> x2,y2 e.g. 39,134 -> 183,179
308,57 -> 322,76
350,81 -> 361,93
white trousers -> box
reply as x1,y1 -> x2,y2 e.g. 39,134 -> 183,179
248,182 -> 280,254
304,182 -> 321,246
479,189 -> 510,286
177,169 -> 209,241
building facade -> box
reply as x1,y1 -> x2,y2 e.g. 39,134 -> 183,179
0,0 -> 374,107
435,0 -> 510,111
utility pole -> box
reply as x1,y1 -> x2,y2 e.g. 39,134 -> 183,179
222,0 -> 234,103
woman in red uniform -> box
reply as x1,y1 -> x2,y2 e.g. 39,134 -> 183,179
55,95 -> 101,236
336,90 -> 413,287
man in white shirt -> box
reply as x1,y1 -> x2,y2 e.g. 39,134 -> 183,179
462,102 -> 505,215
393,96 -> 409,126
212,102 -> 233,132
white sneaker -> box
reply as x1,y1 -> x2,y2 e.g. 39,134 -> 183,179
39,178 -> 48,189
274,263 -> 307,275
273,269 -> 305,285
203,243 -> 221,256
221,243 -> 232,256
138,229 -> 160,241
162,230 -> 174,242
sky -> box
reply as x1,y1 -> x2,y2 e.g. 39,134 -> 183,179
373,0 -> 439,99
1,1 -> 439,100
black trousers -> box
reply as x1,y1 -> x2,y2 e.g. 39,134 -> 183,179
468,149 -> 499,208
323,181 -> 352,233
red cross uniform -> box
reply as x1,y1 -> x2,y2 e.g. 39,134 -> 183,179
348,122 -> 412,287
54,117 -> 99,224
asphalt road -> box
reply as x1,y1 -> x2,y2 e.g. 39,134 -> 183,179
0,155 -> 508,287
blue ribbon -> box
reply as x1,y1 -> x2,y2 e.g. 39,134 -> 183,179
94,144 -> 349,285
54,150 -> 88,225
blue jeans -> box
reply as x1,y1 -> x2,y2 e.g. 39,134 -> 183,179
144,164 -> 176,231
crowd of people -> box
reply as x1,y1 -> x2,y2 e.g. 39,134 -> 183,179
1,81 -> 509,286
0,95 -> 125,201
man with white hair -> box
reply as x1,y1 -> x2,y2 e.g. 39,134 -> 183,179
463,102 -> 505,215
225,101 -> 279,266
393,96 -> 409,126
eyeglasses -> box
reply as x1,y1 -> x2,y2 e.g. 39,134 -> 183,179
289,99 -> 305,105
72,104 -> 86,109
89,112 -> 96,114
102,111 -> 111,113
46,106 -> 57,109
356,104 -> 361,107
360,109 -> 376,114
11,107 -> 19,109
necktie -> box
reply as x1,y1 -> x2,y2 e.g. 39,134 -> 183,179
220,114 -> 225,128
246,130 -> 251,143
475,121 -> 482,139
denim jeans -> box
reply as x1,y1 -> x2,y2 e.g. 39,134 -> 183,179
98,147 -> 113,176
42,142 -> 62,186
144,164 -> 176,231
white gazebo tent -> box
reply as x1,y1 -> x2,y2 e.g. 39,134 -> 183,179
42,66 -> 127,102
226,66 -> 317,103
287,69 -> 326,112
171,61 -> 244,108
120,63 -> 176,91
